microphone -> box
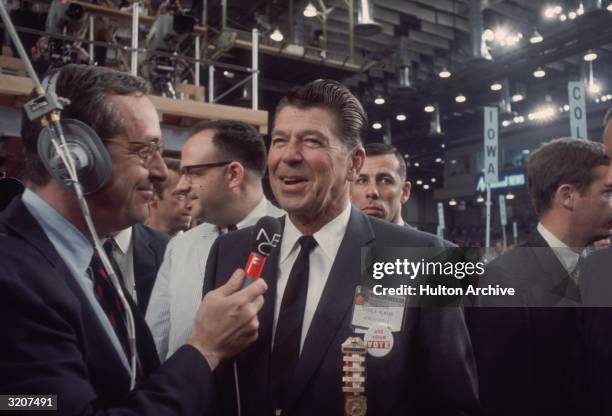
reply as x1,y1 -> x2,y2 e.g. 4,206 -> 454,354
243,216 -> 281,287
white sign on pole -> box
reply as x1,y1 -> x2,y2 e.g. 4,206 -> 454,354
484,107 -> 499,184
437,202 -> 445,230
568,81 -> 587,139
498,194 -> 507,226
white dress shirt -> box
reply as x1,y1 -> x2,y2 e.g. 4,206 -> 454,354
537,222 -> 581,274
273,202 -> 351,352
107,227 -> 136,301
146,197 -> 285,361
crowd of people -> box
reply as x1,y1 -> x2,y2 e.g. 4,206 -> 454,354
1,63 -> 612,415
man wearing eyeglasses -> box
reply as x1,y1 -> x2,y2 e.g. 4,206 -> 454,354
147,119 -> 284,362
0,64 -> 266,415
147,157 -> 193,236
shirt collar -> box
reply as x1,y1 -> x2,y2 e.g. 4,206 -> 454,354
22,188 -> 92,277
108,227 -> 132,254
537,222 -> 581,272
280,202 -> 352,264
236,196 -> 269,229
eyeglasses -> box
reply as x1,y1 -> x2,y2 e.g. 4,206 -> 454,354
180,161 -> 232,181
103,139 -> 165,166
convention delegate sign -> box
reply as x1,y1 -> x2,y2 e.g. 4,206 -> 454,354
568,81 -> 587,139
483,107 -> 499,184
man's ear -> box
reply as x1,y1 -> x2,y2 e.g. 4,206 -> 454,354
556,183 -> 576,210
347,146 -> 365,181
150,194 -> 160,209
227,161 -> 245,190
401,181 -> 412,204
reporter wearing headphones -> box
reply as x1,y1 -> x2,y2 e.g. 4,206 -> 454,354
0,64 -> 266,415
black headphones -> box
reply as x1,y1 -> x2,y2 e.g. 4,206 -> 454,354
37,69 -> 113,195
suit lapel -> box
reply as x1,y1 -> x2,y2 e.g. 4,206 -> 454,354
131,225 -> 156,307
527,231 -> 581,304
288,208 -> 375,405
2,199 -> 132,389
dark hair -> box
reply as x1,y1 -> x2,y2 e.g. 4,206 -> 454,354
604,107 -> 612,126
187,120 -> 266,177
527,137 -> 609,216
274,79 -> 367,149
153,157 -> 181,199
21,64 -> 150,186
364,142 -> 407,180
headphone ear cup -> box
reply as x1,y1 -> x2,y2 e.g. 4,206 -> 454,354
37,119 -> 113,195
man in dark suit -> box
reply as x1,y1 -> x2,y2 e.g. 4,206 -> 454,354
576,107 -> 612,415
350,143 -> 412,226
0,64 -> 266,414
204,79 -> 480,416
467,137 -> 612,416
104,223 -> 169,314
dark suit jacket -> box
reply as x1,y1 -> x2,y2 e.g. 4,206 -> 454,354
466,231 -> 581,416
204,207 -> 480,416
132,224 -> 169,313
0,197 -> 213,415
574,247 -> 612,415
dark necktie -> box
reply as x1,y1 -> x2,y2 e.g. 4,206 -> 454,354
89,249 -> 132,361
271,235 -> 317,411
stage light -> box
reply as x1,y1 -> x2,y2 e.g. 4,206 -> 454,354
588,81 -> 602,95
584,51 -> 598,61
477,195 -> 485,203
533,68 -> 546,78
490,82 -> 503,91
439,68 -> 451,78
506,192 -> 515,200
396,114 -> 407,121
374,96 -> 386,105
512,94 -> 524,102
544,6 -> 556,19
416,180 -> 423,185
563,104 -> 570,111
455,93 -> 466,103
372,122 -> 382,130
502,120 -> 512,127
423,184 -> 430,190
529,30 -> 543,44
303,2 -> 317,17
414,162 -> 420,167
482,29 -> 495,42
568,11 -> 577,19
270,28 -> 284,42
435,157 -> 443,163
424,105 -> 435,113
559,13 -> 567,21
431,178 -> 437,183
449,198 -> 457,206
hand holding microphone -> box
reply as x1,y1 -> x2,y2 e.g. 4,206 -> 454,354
188,217 -> 282,370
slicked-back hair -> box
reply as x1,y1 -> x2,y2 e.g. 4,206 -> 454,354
364,142 -> 407,180
187,120 -> 266,177
154,157 -> 181,199
527,137 -> 610,216
20,64 -> 150,186
274,79 -> 367,149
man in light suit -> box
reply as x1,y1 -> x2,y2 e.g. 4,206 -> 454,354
203,80 -> 480,416
147,120 -> 284,361
350,142 -> 411,226
468,137 -> 612,416
0,64 -> 265,414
